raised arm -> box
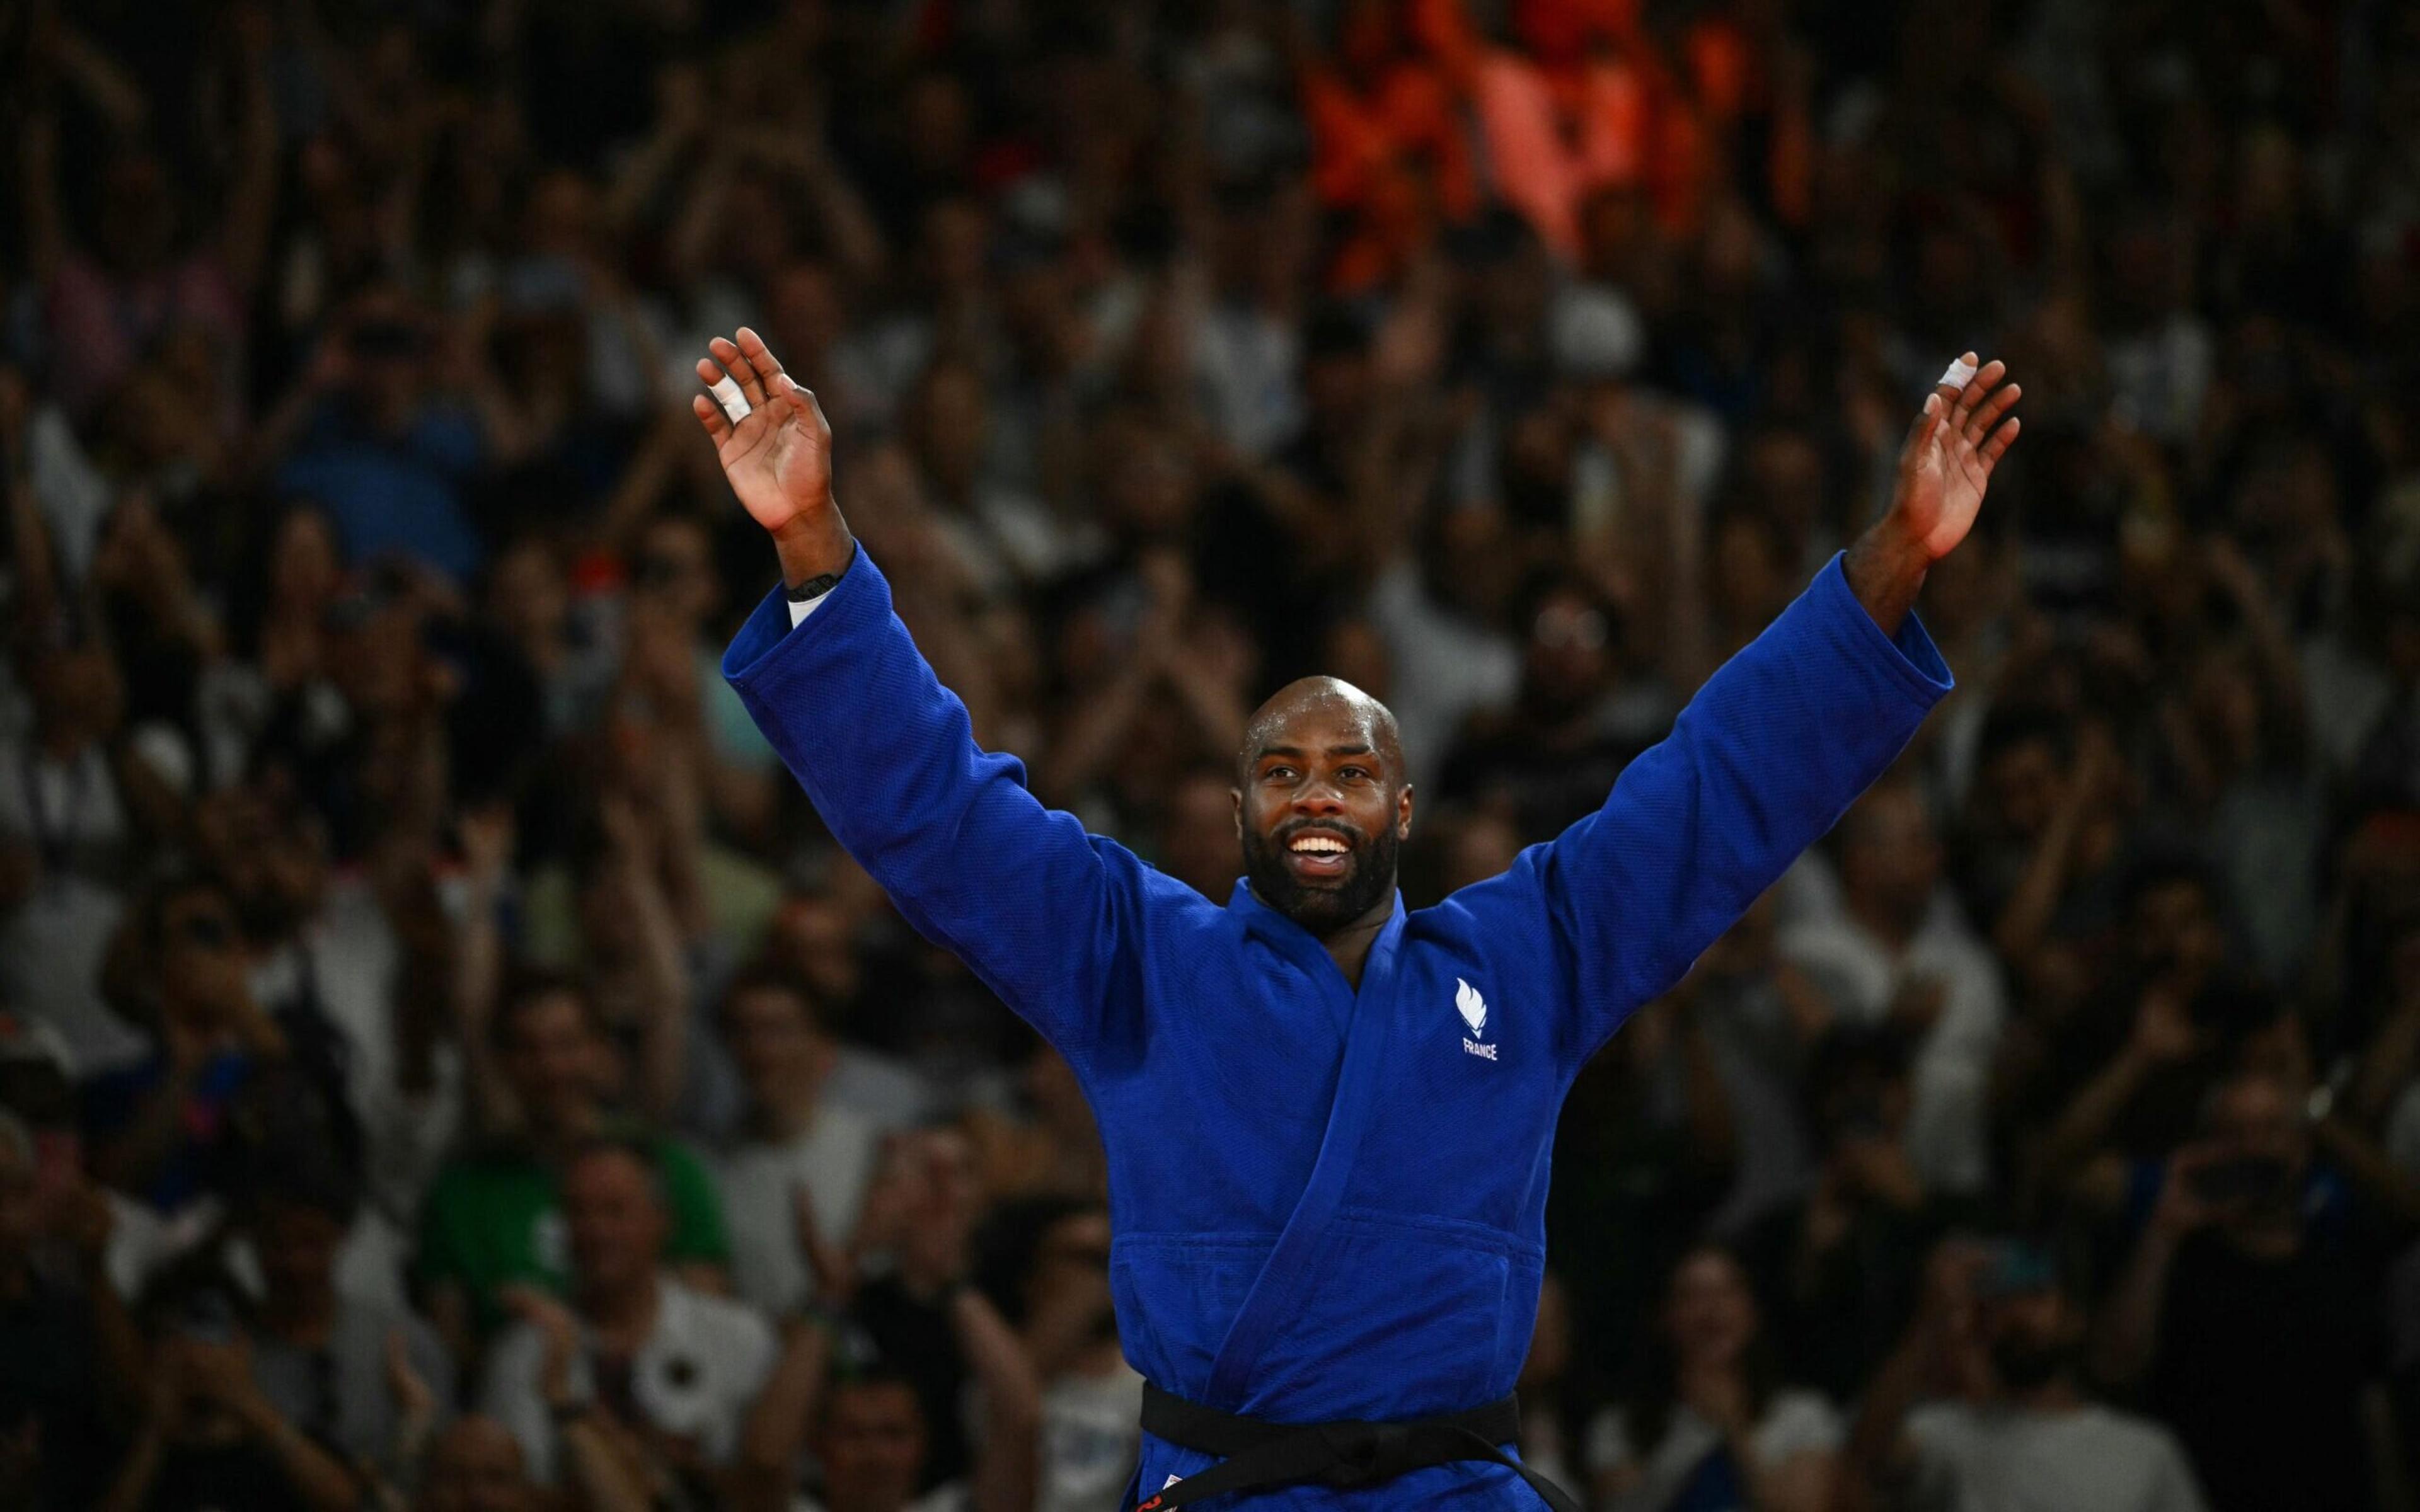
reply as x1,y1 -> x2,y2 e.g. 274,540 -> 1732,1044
696,329 -> 1134,1055
1459,358 -> 2019,1063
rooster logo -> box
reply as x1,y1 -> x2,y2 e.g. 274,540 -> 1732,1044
1455,978 -> 1488,1038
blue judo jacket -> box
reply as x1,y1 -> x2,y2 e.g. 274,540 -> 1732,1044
725,547 -> 1952,1508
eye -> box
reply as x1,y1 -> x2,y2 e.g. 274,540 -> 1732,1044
1263,765 -> 1296,781
1338,766 -> 1371,781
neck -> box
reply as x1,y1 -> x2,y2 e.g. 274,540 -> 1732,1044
758,1081 -> 821,1140
1315,895 -> 1395,989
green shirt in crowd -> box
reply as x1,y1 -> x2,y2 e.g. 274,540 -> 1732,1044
415,1130 -> 731,1329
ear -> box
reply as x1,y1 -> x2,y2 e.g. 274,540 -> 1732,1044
1230,788 -> 1243,845
1396,783 -> 1415,839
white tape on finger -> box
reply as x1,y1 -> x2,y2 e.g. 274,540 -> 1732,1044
1937,358 -> 1978,391
710,374 -> 752,424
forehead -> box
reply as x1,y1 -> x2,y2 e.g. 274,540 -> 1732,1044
1250,695 -> 1383,758
565,1150 -> 656,1200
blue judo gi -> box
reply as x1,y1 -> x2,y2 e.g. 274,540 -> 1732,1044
725,547 -> 1952,1508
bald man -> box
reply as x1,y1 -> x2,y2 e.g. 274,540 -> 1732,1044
700,329 -> 2020,1511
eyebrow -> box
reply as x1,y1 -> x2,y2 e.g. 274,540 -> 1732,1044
1253,743 -> 1375,761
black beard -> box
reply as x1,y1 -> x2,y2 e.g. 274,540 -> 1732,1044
1988,1335 -> 2074,1392
1241,820 -> 1400,936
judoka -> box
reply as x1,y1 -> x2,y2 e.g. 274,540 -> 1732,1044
694,327 -> 2021,1509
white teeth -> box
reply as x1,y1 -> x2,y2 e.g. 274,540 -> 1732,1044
1290,836 -> 1347,854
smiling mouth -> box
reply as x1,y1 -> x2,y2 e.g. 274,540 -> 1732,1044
1282,828 -> 1356,880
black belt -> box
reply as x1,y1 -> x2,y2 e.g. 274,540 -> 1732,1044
1133,1382 -> 1584,1510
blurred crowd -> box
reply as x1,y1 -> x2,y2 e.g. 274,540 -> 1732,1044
3,0 -> 2419,1509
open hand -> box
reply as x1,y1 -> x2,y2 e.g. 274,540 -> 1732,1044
1894,355 -> 2022,561
690,328 -> 831,539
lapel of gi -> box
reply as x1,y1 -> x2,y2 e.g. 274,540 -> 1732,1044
1204,885 -> 1410,1411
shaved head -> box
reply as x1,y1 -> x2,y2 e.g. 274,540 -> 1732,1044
1238,677 -> 1404,786
1233,677 -> 1412,936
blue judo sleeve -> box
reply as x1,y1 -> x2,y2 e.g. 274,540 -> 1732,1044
1447,550 -> 1954,1070
721,551 -> 1146,1056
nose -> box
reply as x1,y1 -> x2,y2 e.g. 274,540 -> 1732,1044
1291,779 -> 1347,816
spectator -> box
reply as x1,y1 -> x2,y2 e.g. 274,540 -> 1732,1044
104,1266 -> 362,1512
712,968 -> 880,1316
263,290 -> 502,585
0,634 -> 151,1075
847,1127 -> 993,1491
1740,1027 -> 1985,1402
1587,1244 -> 1840,1512
235,1159 -> 452,1495
1438,571 -> 1660,840
1780,778 -> 2007,1193
416,978 -> 729,1346
975,1196 -> 1136,1512
1845,1237 -> 2206,1512
413,1416 -> 541,1512
478,1137 -> 774,1492
0,1109 -> 141,1510
83,869 -> 344,1216
751,1290 -> 1041,1512
2093,1072 -> 2413,1512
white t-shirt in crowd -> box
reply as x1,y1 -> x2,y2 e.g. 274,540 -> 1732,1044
1778,885 -> 2006,1193
1903,1400 -> 2208,1512
1587,1388 -> 1841,1512
0,738 -> 144,1075
481,1276 -> 778,1484
715,1101 -> 882,1314
1039,1360 -> 1143,1512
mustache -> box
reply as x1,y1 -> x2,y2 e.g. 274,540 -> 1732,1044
1274,820 -> 1363,847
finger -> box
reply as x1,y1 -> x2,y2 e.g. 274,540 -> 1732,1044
1949,358 -> 2005,427
1906,391 -> 1947,455
735,326 -> 788,394
1978,415 -> 2020,469
1930,351 -> 1979,409
696,354 -> 752,424
709,335 -> 769,409
792,375 -> 829,431
1963,379 -> 2021,444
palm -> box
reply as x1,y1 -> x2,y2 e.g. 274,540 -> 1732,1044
1900,421 -> 1991,558
719,399 -> 829,535
689,328 -> 832,535
1895,355 -> 2021,561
